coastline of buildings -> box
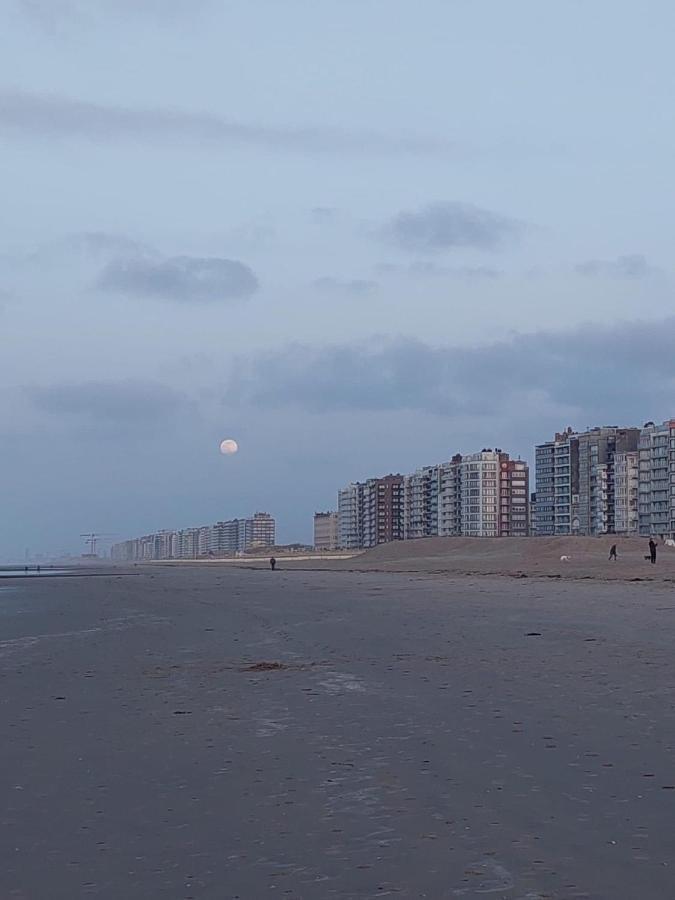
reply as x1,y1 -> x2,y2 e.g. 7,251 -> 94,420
533,420 -> 675,538
315,419 -> 675,550
328,449 -> 530,551
113,419 -> 675,561
111,512 -> 275,562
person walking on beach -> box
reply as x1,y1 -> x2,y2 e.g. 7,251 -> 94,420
649,538 -> 657,565
609,544 -> 617,561
270,557 -> 276,571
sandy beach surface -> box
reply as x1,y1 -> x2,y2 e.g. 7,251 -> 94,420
2,564 -> 675,898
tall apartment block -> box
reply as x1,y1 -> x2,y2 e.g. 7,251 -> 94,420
614,450 -> 639,535
337,475 -> 404,550
337,483 -> 364,550
438,451 -> 529,538
404,466 -> 441,539
638,420 -> 675,538
577,427 -> 640,535
457,451 -> 500,538
499,456 -> 530,536
534,428 -> 579,536
314,511 -> 339,550
438,456 -> 463,536
250,512 -> 276,548
362,475 -> 404,548
535,426 -> 641,536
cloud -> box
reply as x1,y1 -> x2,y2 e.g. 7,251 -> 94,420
0,89 -> 458,157
575,254 -> 659,279
227,318 -> 675,423
97,255 -> 259,302
311,277 -> 377,296
382,202 -> 522,253
28,379 -> 182,423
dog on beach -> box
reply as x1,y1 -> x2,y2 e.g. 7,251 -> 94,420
560,555 -> 571,562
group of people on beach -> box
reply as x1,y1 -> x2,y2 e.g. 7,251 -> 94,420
608,538 -> 658,564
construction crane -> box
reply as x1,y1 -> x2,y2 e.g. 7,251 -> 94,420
80,533 -> 117,558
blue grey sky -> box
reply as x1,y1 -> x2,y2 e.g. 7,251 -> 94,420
2,1 -> 674,559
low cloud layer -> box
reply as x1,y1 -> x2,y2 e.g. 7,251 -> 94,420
28,379 -> 181,423
383,202 -> 522,253
228,318 -> 675,423
0,89 -> 456,157
576,254 -> 658,279
97,255 -> 259,302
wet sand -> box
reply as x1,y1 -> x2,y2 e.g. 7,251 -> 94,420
2,567 -> 675,898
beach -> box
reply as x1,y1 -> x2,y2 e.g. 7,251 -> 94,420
2,564 -> 675,898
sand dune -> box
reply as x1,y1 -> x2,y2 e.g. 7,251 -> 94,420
344,535 -> 675,581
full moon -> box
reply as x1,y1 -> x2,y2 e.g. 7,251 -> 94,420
220,439 -> 239,456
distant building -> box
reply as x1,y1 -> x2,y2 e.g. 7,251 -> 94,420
534,428 -> 579,536
404,466 -> 441,540
314,512 -> 339,551
250,512 -> 276,548
614,450 -> 639,535
638,420 -> 675,538
338,483 -> 364,550
362,475 -> 404,548
111,513 -> 276,561
499,456 -> 530,537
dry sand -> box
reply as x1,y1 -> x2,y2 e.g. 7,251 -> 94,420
203,536 -> 675,583
3,565 -> 675,898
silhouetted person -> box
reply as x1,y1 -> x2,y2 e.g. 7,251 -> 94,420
24,565 -> 28,575
609,544 -> 617,561
270,557 -> 276,571
36,565 -> 40,574
649,539 -> 657,564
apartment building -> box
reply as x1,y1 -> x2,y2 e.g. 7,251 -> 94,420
614,450 -> 639,535
535,425 -> 642,536
314,511 -> 339,550
438,457 -> 462,536
403,465 -> 441,540
499,457 -> 530,536
534,428 -> 579,536
337,483 -> 364,550
639,420 -> 675,538
577,427 -> 640,535
437,451 -> 529,538
362,475 -> 404,548
250,512 -> 276,548
456,451 -> 500,537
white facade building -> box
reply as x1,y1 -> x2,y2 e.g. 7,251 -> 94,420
614,450 -> 639,535
338,483 -> 363,550
639,420 -> 675,538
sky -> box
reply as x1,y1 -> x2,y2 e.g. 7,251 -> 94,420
2,0 -> 675,559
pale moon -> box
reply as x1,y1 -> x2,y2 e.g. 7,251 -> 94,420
220,439 -> 239,455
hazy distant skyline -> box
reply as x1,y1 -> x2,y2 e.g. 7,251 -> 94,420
2,1 -> 675,559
